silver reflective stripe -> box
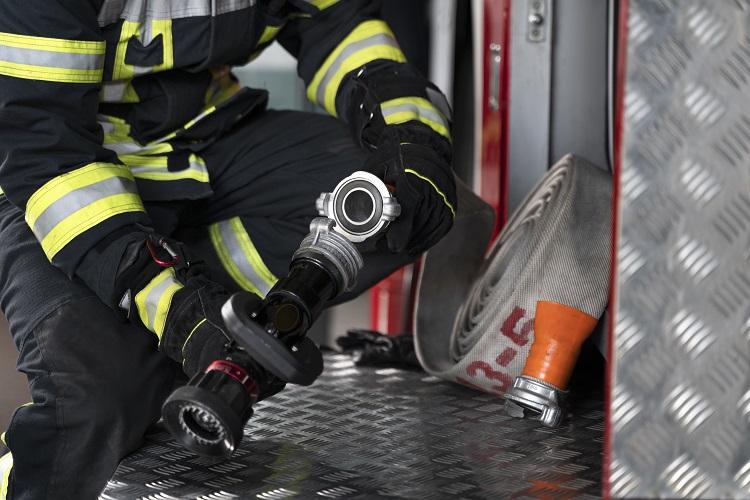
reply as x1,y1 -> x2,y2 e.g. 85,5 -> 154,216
316,33 -> 399,106
30,177 -> 138,242
129,158 -> 208,179
216,219 -> 273,295
382,102 -> 449,130
100,81 -> 129,102
106,141 -> 144,155
143,272 -> 180,331
0,45 -> 103,71
98,0 -> 254,26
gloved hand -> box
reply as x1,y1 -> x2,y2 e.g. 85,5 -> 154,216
106,233 -> 255,377
337,329 -> 420,368
365,122 -> 457,255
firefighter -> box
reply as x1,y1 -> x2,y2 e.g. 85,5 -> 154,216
0,1 -> 456,498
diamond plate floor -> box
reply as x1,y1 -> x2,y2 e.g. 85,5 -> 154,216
104,353 -> 603,499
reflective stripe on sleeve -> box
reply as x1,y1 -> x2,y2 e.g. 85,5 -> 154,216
209,217 -> 277,296
134,268 -> 183,339
381,96 -> 451,140
0,451 -> 11,500
307,20 -> 406,115
258,25 -> 283,46
25,163 -> 145,260
0,32 -> 104,83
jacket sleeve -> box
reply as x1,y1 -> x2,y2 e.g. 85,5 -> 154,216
278,0 -> 452,153
0,0 -> 151,276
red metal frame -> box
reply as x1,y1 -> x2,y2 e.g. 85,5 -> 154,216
480,0 -> 512,235
370,0 -> 513,335
369,265 -> 415,335
603,0 -> 629,497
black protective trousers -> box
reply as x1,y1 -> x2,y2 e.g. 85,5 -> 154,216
0,110 -> 413,500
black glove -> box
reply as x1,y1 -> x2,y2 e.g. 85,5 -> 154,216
337,329 -> 421,368
95,232 -> 252,377
365,122 -> 457,255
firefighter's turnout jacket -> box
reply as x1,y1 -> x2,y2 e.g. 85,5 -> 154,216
0,0 -> 451,278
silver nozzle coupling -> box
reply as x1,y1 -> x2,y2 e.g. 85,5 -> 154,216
504,375 -> 568,427
293,217 -> 364,292
316,171 -> 400,243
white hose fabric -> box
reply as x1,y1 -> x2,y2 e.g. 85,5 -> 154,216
414,155 -> 612,394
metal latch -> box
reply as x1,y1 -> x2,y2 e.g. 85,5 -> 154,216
527,0 -> 547,42
488,43 -> 501,111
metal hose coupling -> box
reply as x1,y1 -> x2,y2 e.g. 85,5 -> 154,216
316,171 -> 400,243
504,376 -> 568,427
293,217 -> 364,293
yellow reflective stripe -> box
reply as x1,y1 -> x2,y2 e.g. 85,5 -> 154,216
306,0 -> 340,9
258,25 -> 283,46
381,96 -> 451,140
209,223 -> 260,295
44,194 -> 144,258
181,317 -> 208,359
134,268 -> 183,339
404,168 -> 456,218
229,218 -> 277,290
0,32 -> 104,84
0,62 -> 102,83
0,32 -> 103,54
151,105 -> 219,144
25,163 -> 145,259
101,117 -> 174,155
26,163 -> 135,223
152,20 -> 173,72
307,20 -> 405,115
113,20 -> 174,81
0,452 -> 11,500
385,110 -> 450,139
209,218 -> 278,296
100,80 -> 139,103
120,154 -> 210,183
185,106 -> 217,130
0,432 -> 5,447
113,21 -> 139,81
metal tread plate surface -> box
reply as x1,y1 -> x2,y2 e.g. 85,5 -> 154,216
610,1 -> 750,497
105,353 -> 603,499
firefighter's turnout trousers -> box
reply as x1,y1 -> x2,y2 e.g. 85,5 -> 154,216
0,110 -> 413,499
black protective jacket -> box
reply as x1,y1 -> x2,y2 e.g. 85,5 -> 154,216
0,0 -> 451,277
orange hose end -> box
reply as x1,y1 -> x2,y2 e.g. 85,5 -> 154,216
521,301 -> 598,390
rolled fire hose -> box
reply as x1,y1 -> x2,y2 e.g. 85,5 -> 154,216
414,154 -> 612,426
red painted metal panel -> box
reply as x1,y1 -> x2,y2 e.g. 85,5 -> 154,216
604,0 -> 629,497
480,0 -> 512,235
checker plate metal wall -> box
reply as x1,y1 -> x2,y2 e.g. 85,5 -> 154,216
105,354 -> 603,499
610,1 -> 750,498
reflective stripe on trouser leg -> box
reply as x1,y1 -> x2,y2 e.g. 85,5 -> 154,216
0,32 -> 104,83
380,96 -> 451,140
120,153 -> 209,183
208,217 -> 277,297
24,163 -> 145,260
0,452 -> 11,500
134,268 -> 184,340
307,20 -> 406,115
